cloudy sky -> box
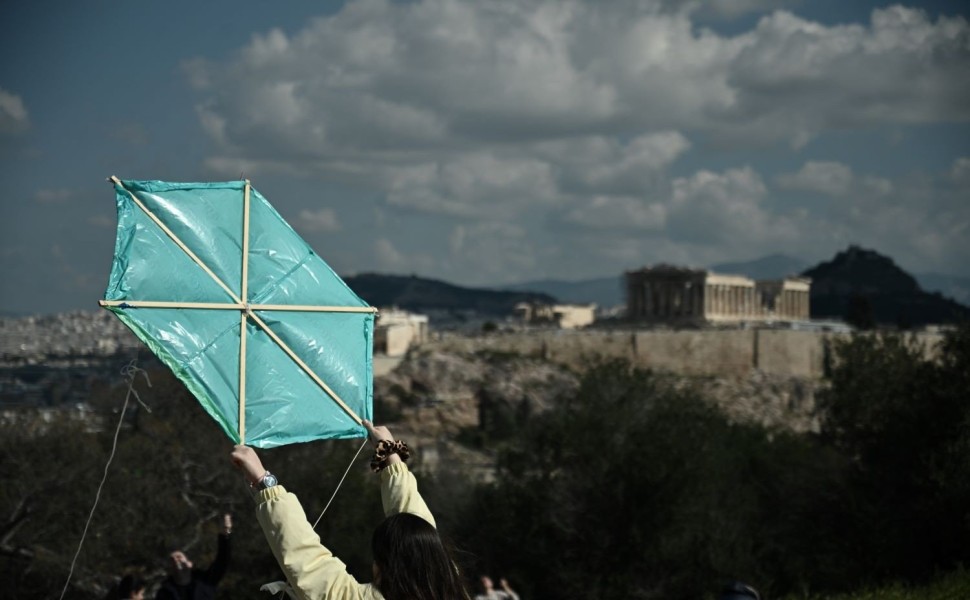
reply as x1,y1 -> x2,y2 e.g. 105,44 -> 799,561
1,0 -> 968,315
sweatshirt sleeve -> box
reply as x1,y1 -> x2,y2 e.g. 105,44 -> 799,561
380,462 -> 436,528
254,485 -> 378,600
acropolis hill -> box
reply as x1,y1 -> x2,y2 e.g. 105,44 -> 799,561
1,304 -> 942,381
3,245 -> 963,436
0,307 -> 953,451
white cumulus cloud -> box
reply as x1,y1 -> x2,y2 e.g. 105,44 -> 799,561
33,188 -> 73,204
777,160 -> 892,197
180,0 -> 970,283
298,207 -> 341,232
0,88 -> 29,134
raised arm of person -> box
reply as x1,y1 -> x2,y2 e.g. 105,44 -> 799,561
499,577 -> 520,600
364,420 -> 436,528
198,513 -> 232,585
230,445 -> 375,600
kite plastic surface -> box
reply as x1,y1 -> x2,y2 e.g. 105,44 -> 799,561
102,178 -> 374,448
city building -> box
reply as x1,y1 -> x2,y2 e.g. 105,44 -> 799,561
513,302 -> 596,329
374,307 -> 429,356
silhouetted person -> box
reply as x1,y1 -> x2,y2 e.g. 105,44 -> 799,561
718,580 -> 760,600
105,574 -> 146,600
155,514 -> 232,600
474,575 -> 519,600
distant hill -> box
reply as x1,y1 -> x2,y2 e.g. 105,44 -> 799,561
710,253 -> 808,280
500,276 -> 624,307
344,273 -> 556,315
499,254 -> 810,308
347,249 -> 970,325
802,245 -> 970,326
916,272 -> 970,308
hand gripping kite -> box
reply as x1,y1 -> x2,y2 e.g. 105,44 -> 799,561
100,177 -> 376,448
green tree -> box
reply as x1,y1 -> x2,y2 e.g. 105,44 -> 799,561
818,324 -> 970,582
456,361 -> 840,600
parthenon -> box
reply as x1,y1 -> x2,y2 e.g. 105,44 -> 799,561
625,265 -> 811,324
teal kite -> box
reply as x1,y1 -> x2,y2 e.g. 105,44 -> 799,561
100,177 -> 375,448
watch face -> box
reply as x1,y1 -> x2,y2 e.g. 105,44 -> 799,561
261,473 -> 278,489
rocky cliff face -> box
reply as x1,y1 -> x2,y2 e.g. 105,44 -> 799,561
374,346 -> 822,477
374,349 -> 580,477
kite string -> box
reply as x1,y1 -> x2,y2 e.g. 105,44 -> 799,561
312,438 -> 370,529
58,360 -> 151,600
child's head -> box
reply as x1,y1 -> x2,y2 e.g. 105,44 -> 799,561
371,512 -> 468,600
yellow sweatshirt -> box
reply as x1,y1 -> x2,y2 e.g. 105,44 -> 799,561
254,462 -> 435,600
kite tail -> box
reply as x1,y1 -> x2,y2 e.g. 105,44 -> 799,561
58,360 -> 152,600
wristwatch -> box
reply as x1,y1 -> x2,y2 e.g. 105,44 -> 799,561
253,471 -> 279,490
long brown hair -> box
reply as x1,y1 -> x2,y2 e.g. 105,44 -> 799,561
372,513 -> 470,600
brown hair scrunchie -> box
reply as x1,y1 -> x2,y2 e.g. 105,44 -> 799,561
370,439 -> 411,472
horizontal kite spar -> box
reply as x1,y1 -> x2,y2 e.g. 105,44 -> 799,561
101,176 -> 377,447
